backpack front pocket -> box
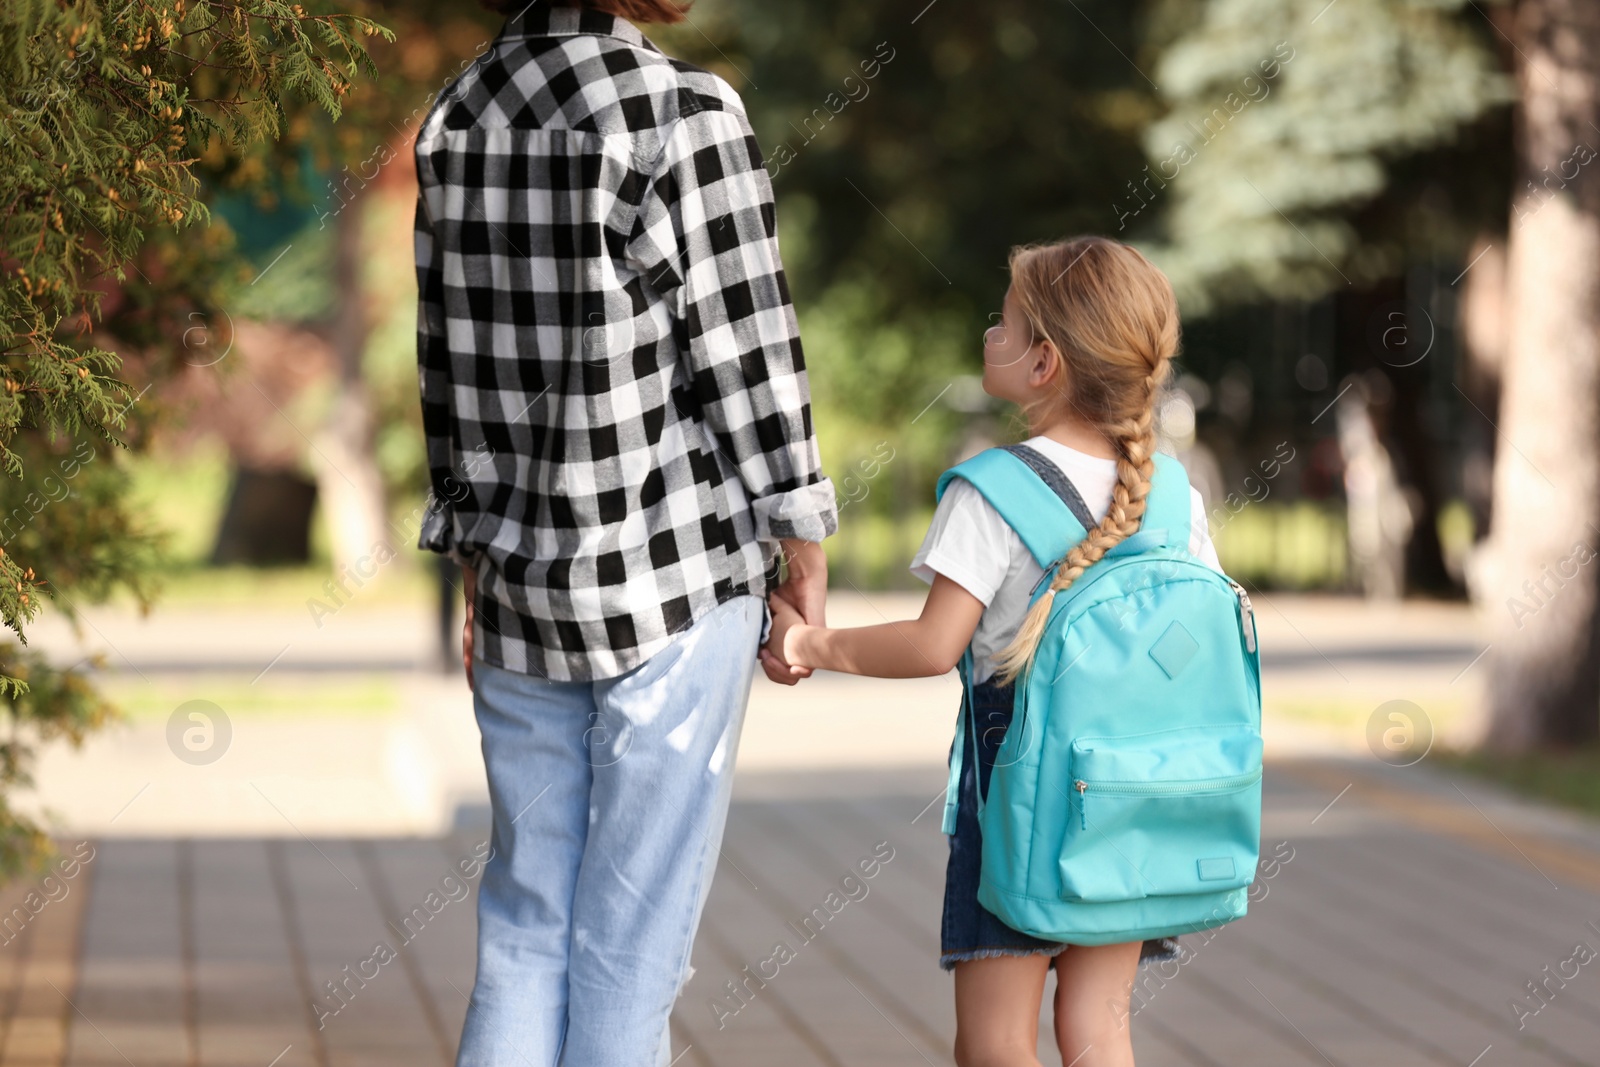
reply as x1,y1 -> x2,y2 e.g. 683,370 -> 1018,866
1057,723 -> 1262,903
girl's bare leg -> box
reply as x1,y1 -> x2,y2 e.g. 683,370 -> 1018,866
952,954 -> 1053,1067
1051,941 -> 1142,1067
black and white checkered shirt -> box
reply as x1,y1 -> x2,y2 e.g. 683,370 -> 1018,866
414,4 -> 837,682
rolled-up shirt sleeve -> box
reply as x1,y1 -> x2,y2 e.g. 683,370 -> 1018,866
413,187 -> 482,570
624,98 -> 838,549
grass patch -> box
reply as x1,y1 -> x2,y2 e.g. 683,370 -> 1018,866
1269,696 -> 1469,732
99,674 -> 404,721
1431,745 -> 1600,819
133,561 -> 437,611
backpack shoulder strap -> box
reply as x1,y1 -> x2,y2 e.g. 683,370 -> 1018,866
935,443 -> 1095,837
934,445 -> 1089,569
1140,451 -> 1192,547
1000,443 -> 1098,533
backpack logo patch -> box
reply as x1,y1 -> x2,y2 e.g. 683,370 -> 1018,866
1148,621 -> 1199,679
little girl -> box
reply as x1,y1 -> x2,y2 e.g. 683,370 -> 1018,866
761,235 -> 1226,1067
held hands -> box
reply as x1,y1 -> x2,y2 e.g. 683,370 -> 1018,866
461,543 -> 822,692
760,538 -> 826,685
760,589 -> 808,682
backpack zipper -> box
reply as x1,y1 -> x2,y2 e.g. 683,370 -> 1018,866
1226,578 -> 1257,653
1033,550 -> 1258,657
1071,769 -> 1262,829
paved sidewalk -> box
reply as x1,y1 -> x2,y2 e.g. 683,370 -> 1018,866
5,756 -> 1600,1066
5,588 -> 1574,1065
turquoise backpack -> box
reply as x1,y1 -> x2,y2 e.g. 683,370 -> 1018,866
938,443 -> 1263,946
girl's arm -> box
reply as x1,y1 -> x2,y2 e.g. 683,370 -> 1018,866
769,573 -> 987,678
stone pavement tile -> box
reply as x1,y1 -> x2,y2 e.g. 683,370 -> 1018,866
686,801 -> 948,1067
192,841 -> 315,1067
425,828 -> 495,1049
1292,831 -> 1593,1062
1121,959 -> 1325,1067
65,840 -> 186,1067
0,843 -> 94,1067
272,840 -> 444,1067
753,800 -> 953,1019
0,874 -> 42,1062
1332,821 -> 1600,965
717,806 -> 947,1067
349,839 -> 480,1059
1223,885 -> 1539,1065
1183,965 -> 1441,1067
663,1017 -> 710,1067
0,882 -> 27,1061
748,804 -> 952,1060
684,921 -> 839,1067
736,673 -> 960,772
1260,865 -> 1587,1067
1286,831 -> 1600,1061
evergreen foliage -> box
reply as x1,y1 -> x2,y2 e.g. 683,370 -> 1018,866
0,0 -> 388,879
1137,0 -> 1516,312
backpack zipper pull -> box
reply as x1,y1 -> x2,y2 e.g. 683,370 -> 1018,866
1030,556 -> 1063,598
1227,578 -> 1257,653
1074,779 -> 1088,829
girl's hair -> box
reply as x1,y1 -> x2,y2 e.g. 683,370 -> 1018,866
988,236 -> 1181,689
478,0 -> 692,23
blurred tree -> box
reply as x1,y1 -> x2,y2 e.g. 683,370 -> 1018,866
1131,0 -> 1516,597
1136,0 -> 1513,307
1482,0 -> 1600,749
0,0 -> 387,879
653,0 -> 1177,508
194,3 -> 498,573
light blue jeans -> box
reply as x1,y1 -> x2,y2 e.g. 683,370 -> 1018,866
456,593 -> 771,1067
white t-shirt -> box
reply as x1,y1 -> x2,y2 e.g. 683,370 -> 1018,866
910,436 -> 1224,684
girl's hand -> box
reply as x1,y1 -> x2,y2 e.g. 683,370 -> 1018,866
761,590 -> 809,678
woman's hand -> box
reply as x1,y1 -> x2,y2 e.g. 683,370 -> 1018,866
760,589 -> 809,681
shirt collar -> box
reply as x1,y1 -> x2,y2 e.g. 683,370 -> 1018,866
495,3 -> 661,54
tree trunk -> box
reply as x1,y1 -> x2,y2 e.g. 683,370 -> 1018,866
1456,235 -> 1506,552
311,202 -> 388,578
1384,318 -> 1457,595
1484,0 -> 1600,750
1336,277 -> 1455,596
210,466 -> 318,565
